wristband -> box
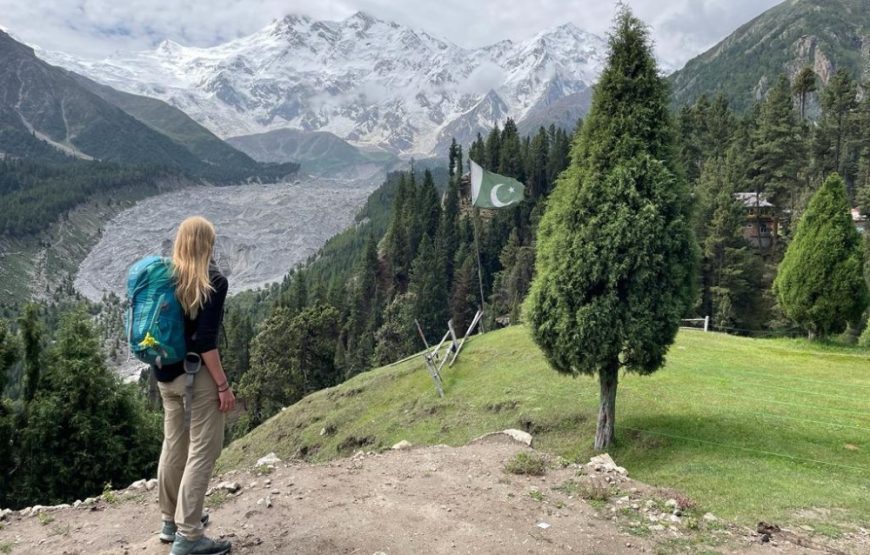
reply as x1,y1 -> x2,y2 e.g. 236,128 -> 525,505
218,385 -> 230,393
216,381 -> 228,389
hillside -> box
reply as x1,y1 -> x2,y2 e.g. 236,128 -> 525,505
227,128 -> 398,177
220,326 -> 870,534
0,30 -> 203,169
669,0 -> 870,111
69,73 -> 263,171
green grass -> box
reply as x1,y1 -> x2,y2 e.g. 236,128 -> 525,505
504,452 -> 547,476
219,326 -> 870,528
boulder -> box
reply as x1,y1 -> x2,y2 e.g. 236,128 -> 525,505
391,440 -> 413,450
128,479 -> 148,491
146,478 -> 158,491
207,481 -> 242,496
472,429 -> 533,447
256,453 -> 282,467
587,454 -> 628,476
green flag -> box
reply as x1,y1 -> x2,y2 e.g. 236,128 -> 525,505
470,159 -> 525,209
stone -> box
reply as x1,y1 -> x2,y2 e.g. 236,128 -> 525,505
82,497 -> 98,506
265,496 -> 273,508
54,504 -> 71,510
128,479 -> 147,491
209,481 -> 241,495
586,454 -> 628,476
391,440 -> 413,450
649,524 -> 666,532
73,500 -> 82,508
145,479 -> 158,491
472,429 -> 534,447
703,513 -> 717,522
665,499 -> 678,509
256,453 -> 282,467
669,514 -> 682,524
799,525 -> 814,532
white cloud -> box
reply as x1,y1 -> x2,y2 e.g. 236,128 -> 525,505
0,0 -> 782,67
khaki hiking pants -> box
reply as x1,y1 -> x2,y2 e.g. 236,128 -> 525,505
157,368 -> 224,539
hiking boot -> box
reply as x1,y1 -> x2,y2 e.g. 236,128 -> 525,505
170,533 -> 231,555
159,514 -> 210,543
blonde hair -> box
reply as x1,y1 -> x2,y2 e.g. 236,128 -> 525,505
172,216 -> 216,318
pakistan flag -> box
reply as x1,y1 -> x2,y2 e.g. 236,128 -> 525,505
470,160 -> 525,209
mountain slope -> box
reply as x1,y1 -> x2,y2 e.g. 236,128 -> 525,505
227,129 -> 398,177
217,326 -> 869,528
38,13 -> 608,156
669,0 -> 870,110
69,73 -> 261,170
0,30 -> 204,169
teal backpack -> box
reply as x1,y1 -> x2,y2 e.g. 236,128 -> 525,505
125,256 -> 187,368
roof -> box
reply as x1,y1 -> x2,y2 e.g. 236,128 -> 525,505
734,192 -> 774,208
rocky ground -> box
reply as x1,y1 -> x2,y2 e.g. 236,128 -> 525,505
73,174 -> 382,302
1,433 -> 863,555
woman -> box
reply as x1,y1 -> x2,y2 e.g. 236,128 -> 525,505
155,216 -> 235,555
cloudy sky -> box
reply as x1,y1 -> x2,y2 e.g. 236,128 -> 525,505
0,0 -> 781,68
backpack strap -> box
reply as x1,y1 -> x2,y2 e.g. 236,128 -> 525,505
183,352 -> 202,428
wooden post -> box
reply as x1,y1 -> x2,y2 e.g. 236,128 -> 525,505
704,315 -> 710,332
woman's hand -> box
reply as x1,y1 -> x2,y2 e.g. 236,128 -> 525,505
218,387 -> 236,413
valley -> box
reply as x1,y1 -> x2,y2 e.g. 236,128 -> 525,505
74,173 -> 384,302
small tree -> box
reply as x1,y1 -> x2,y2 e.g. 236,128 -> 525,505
774,173 -> 868,338
525,7 -> 697,450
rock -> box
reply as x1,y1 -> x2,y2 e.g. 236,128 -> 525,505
270,490 -> 280,495
145,479 -> 158,491
264,479 -> 271,486
650,524 -> 666,532
265,496 -> 273,508
799,525 -> 814,532
30,505 -> 46,516
664,499 -> 678,510
391,440 -> 413,450
0,508 -> 12,520
256,453 -> 282,467
128,479 -> 147,491
669,514 -> 681,524
703,513 -> 717,522
537,522 -> 551,529
54,504 -> 71,510
616,496 -> 630,504
73,500 -> 82,508
586,454 -> 628,476
82,497 -> 98,506
672,508 -> 682,517
472,429 -> 534,447
209,481 -> 241,495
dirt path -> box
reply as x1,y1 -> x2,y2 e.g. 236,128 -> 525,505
0,436 -> 855,554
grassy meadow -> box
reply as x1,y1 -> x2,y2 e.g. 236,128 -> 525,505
219,326 -> 870,532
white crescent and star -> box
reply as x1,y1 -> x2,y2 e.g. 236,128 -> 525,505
490,183 -> 516,208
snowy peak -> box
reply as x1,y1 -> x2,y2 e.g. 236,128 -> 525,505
38,13 -> 610,156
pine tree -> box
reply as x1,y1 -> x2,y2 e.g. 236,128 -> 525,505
814,69 -> 859,192
409,235 -> 449,340
749,74 -> 805,227
373,293 -> 418,365
384,174 -> 411,291
13,311 -> 161,506
345,235 -> 380,377
775,173 -> 867,338
485,125 -> 501,170
18,304 -> 42,403
498,118 -> 524,181
449,246 -> 479,333
792,67 -> 817,120
525,7 -> 697,450
417,169 -> 441,241
0,320 -> 18,396
527,127 -> 550,200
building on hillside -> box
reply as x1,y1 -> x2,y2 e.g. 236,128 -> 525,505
852,208 -> 867,234
734,192 -> 777,249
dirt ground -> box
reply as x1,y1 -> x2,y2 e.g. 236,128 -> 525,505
0,435 -> 861,554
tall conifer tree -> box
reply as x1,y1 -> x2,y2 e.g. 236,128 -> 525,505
525,7 -> 697,450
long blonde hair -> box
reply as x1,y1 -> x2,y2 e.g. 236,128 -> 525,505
172,216 -> 216,318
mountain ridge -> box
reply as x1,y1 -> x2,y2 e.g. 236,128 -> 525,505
37,11 -> 610,156
669,0 -> 870,111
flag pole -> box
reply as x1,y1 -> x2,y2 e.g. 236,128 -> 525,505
472,206 -> 486,334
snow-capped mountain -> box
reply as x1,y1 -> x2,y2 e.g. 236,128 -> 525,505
40,12 -> 609,156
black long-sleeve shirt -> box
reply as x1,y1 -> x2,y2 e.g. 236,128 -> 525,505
154,264 -> 228,382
